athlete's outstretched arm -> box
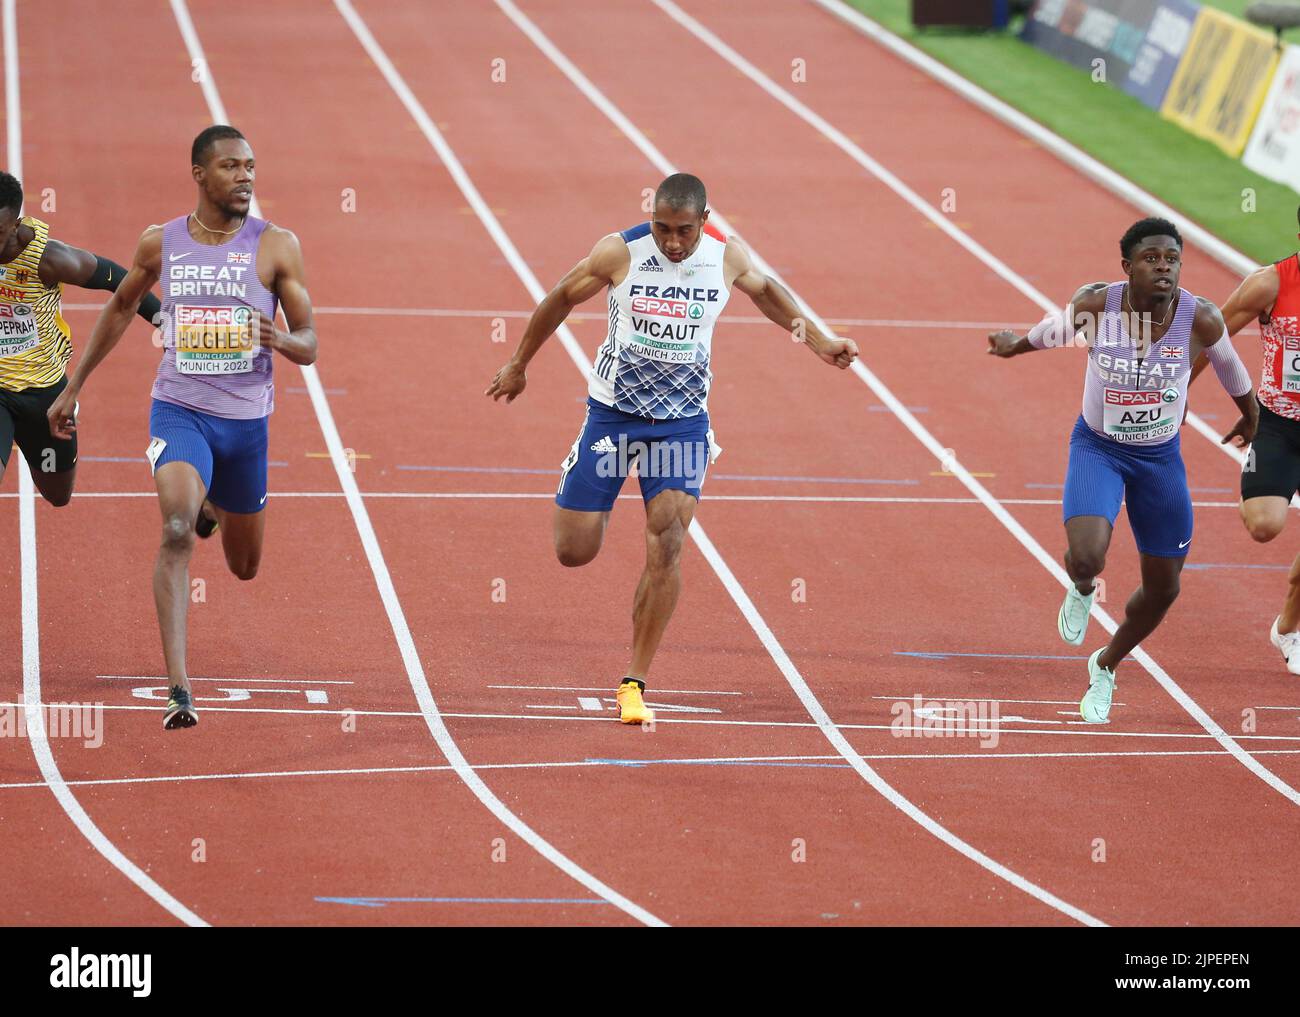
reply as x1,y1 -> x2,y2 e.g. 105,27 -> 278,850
47,226 -> 162,439
259,226 -> 317,366
39,238 -> 162,326
486,234 -> 627,402
1190,297 -> 1257,447
1189,264 -> 1276,386
987,284 -> 1106,358
726,239 -> 857,368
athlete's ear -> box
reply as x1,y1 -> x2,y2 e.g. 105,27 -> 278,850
701,208 -> 710,225
191,163 -> 204,186
1121,257 -> 1132,278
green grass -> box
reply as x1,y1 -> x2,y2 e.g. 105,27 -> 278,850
846,0 -> 1300,264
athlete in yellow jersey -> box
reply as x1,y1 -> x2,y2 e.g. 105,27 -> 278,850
0,170 -> 161,504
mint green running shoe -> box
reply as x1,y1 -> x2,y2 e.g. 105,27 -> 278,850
1080,649 -> 1116,723
1057,584 -> 1095,646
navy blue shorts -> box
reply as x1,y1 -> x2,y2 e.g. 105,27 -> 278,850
147,399 -> 269,514
1063,415 -> 1192,558
557,398 -> 715,512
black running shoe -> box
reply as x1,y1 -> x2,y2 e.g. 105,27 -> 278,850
196,504 -> 218,540
163,685 -> 198,730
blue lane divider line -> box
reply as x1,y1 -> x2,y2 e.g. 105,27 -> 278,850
1183,563 -> 1291,571
317,896 -> 610,908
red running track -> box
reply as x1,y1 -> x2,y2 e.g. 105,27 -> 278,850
1,0 -> 1298,926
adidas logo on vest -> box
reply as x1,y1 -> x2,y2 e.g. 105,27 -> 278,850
590,435 -> 617,454
637,256 -> 663,273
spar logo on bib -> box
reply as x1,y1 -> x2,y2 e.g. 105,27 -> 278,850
631,295 -> 689,318
1103,389 -> 1176,442
687,302 -> 704,320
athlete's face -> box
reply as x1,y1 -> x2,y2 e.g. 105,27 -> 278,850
193,138 -> 255,219
651,203 -> 708,263
1123,236 -> 1181,301
0,207 -> 20,256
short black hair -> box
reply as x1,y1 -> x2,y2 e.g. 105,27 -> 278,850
0,170 -> 22,216
1120,217 -> 1183,260
191,125 -> 247,168
654,173 -> 707,216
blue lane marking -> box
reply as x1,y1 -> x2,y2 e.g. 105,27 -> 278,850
1183,563 -> 1291,571
80,455 -> 288,467
317,896 -> 609,908
395,464 -> 920,485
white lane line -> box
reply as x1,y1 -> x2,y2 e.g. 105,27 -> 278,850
180,0 -> 656,928
807,0 -> 1258,278
353,0 -> 1101,928
3,746 -> 1298,792
662,0 -> 1243,469
803,0 -> 1296,509
643,0 -> 1300,812
11,698 -> 1300,741
0,491 -> 1252,508
5,0 -> 206,928
171,0 -> 662,929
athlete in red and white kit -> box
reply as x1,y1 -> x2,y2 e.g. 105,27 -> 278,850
1195,209 -> 1300,673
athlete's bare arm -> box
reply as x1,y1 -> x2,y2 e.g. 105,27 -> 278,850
485,233 -> 629,403
257,225 -> 317,366
47,225 -> 163,438
1190,296 -> 1258,447
725,238 -> 857,369
38,239 -> 103,287
1189,264 -> 1277,385
987,283 -> 1107,357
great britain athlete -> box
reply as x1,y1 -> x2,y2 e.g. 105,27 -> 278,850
988,218 -> 1255,723
48,126 -> 318,730
485,174 -> 857,724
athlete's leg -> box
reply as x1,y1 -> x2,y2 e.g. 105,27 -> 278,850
210,505 -> 265,580
627,488 -> 696,681
9,380 -> 78,506
1095,553 -> 1185,674
153,460 -> 207,692
1240,495 -> 1289,544
203,414 -> 268,580
1064,516 -> 1113,593
553,507 -> 609,566
29,465 -> 75,507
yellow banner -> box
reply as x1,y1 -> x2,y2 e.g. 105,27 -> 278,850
1161,7 -> 1279,157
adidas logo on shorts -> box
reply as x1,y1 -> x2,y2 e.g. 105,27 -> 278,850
590,435 -> 617,454
638,256 -> 663,273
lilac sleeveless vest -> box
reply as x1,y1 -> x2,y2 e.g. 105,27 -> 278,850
152,214 -> 278,419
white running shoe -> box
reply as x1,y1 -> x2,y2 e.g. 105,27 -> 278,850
1080,649 -> 1116,724
1269,616 -> 1300,676
1057,585 -> 1095,646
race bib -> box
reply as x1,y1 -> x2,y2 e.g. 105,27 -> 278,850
1283,336 -> 1300,393
1102,388 -> 1179,443
174,304 -> 257,375
0,303 -> 40,359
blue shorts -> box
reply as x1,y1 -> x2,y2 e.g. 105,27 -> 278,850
1063,415 -> 1192,558
147,399 -> 269,515
557,398 -> 714,512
